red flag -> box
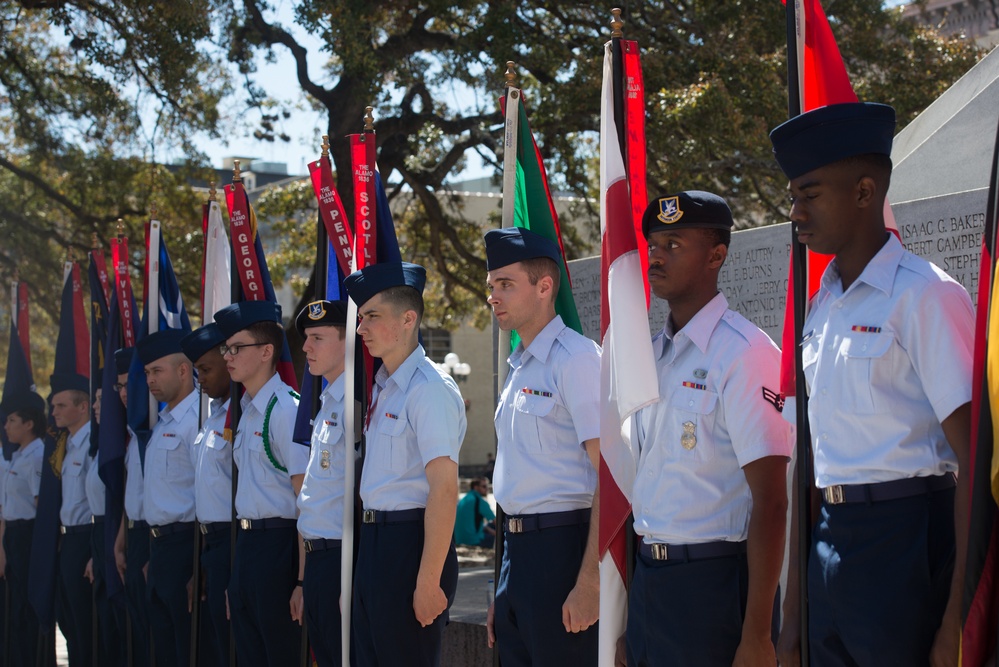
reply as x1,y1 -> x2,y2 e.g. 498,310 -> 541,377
111,237 -> 137,348
309,155 -> 354,278
597,37 -> 660,667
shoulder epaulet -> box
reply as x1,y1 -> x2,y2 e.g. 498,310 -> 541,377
261,390 -> 298,473
718,310 -> 764,346
554,327 -> 600,354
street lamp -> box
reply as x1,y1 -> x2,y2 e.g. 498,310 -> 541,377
441,352 -> 472,384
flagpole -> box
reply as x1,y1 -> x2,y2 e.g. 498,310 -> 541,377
148,208 -> 161,431
227,160 -> 243,667
786,1 -> 812,664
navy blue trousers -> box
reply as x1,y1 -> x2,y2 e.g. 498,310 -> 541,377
494,522 -> 597,667
304,545 -> 344,667
59,528 -> 94,667
626,550 -> 778,666
228,526 -> 301,667
4,520 -> 41,666
808,487 -> 955,666
90,518 -> 126,667
353,521 -> 458,667
125,524 -> 151,667
147,527 -> 195,667
200,526 -> 232,667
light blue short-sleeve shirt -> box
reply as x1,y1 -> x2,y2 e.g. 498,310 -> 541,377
194,397 -> 232,523
142,389 -> 200,526
493,315 -> 602,515
123,430 -> 144,522
298,376 -> 360,540
233,373 -> 308,520
632,293 -> 793,544
360,346 -> 466,512
85,452 -> 106,517
792,235 -> 974,488
2,438 -> 43,521
61,423 -> 93,527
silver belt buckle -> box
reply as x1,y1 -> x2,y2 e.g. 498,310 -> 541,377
507,517 -> 523,534
362,510 -> 376,524
127,519 -> 135,529
650,543 -> 669,561
304,540 -> 314,553
150,527 -> 162,538
823,485 -> 846,505
60,526 -> 67,535
199,523 -> 209,535
239,519 -> 252,530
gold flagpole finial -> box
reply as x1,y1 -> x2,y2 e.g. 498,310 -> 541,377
66,246 -> 74,263
12,268 -> 19,284
116,218 -> 125,239
611,8 -> 624,37
233,159 -> 243,184
321,135 -> 330,157
92,232 -> 100,250
505,61 -> 517,88
363,107 -> 375,132
208,181 -> 217,202
149,202 -> 158,220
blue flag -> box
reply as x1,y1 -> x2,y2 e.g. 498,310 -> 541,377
127,224 -> 191,463
89,254 -> 110,457
1,298 -> 35,461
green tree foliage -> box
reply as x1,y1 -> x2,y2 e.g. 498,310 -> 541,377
0,0 -> 984,372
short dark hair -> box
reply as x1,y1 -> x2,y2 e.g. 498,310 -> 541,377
521,256 -> 561,295
13,406 -> 46,438
700,228 -> 731,249
245,321 -> 285,362
381,285 -> 424,324
841,153 -> 893,190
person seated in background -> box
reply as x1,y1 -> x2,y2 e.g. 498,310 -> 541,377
454,477 -> 496,548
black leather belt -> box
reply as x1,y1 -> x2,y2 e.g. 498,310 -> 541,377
304,538 -> 342,553
504,509 -> 591,534
361,508 -> 424,524
149,521 -> 195,539
821,473 -> 956,506
127,519 -> 149,531
91,515 -> 105,524
61,524 -> 91,535
238,517 -> 297,531
639,540 -> 747,562
5,519 -> 33,527
199,522 -> 230,535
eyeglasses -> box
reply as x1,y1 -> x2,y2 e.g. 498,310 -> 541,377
113,383 -> 126,392
219,342 -> 268,357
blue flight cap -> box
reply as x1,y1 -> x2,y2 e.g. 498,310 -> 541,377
769,102 -> 896,180
642,191 -> 734,238
49,373 -> 89,395
484,227 -> 562,271
343,262 -> 427,308
0,390 -> 45,417
295,299 -> 349,337
181,323 -> 227,363
114,348 -> 135,375
136,329 -> 187,366
213,301 -> 283,339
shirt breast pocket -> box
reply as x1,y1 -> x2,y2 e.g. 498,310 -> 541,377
158,437 -> 187,481
312,423 -> 343,478
668,386 -> 719,461
513,391 -> 557,452
377,415 -> 409,472
841,330 -> 894,414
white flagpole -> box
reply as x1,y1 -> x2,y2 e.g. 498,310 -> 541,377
147,217 -> 161,428
340,251 -> 358,667
498,62 -> 520,388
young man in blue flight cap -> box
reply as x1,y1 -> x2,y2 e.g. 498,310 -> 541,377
295,299 -> 356,667
771,102 -> 974,666
1,390 -> 46,666
484,226 -> 601,666
215,301 -> 306,667
137,328 -> 199,667
344,261 -> 466,667
180,322 -> 232,666
50,371 -> 95,666
625,191 -> 792,666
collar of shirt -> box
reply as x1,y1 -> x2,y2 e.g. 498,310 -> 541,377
209,396 -> 231,419
14,438 -> 43,461
321,374 -> 345,406
656,292 -> 728,361
508,314 -> 566,368
242,372 -> 284,415
374,345 -> 426,394
820,233 -> 902,299
158,388 -> 199,425
68,421 -> 92,451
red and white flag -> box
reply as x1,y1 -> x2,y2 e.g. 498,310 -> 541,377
597,37 -> 660,666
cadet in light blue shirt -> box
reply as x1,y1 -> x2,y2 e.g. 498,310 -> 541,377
216,301 -> 307,667
181,322 -> 233,667
295,299 -> 357,667
345,262 -> 465,667
485,227 -> 601,667
137,329 -> 199,667
1,391 -> 45,666
50,373 -> 95,667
